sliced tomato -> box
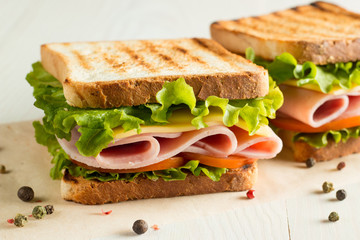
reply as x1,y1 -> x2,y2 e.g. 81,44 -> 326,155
72,154 -> 255,173
181,152 -> 256,169
72,157 -> 187,174
270,116 -> 360,133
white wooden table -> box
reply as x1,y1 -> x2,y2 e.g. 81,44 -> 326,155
1,0 -> 360,239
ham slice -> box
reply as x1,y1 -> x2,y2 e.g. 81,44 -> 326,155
230,126 -> 283,159
58,125 -> 282,170
278,85 -> 360,127
337,92 -> 360,120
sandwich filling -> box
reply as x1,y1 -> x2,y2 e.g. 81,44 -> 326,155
27,62 -> 283,181
246,49 -> 360,148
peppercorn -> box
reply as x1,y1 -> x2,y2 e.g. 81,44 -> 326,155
14,214 -> 28,227
132,219 -> 148,235
32,206 -> 47,219
322,181 -> 334,193
0,164 -> 6,173
305,158 -> 316,168
45,205 -> 54,215
336,189 -> 347,201
337,161 -> 346,170
17,186 -> 34,202
328,212 -> 339,222
246,189 -> 255,199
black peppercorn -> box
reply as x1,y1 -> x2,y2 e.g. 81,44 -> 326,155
336,189 -> 347,201
17,186 -> 34,202
132,219 -> 148,235
337,161 -> 346,170
328,212 -> 339,222
0,164 -> 6,173
45,205 -> 54,215
306,158 -> 316,168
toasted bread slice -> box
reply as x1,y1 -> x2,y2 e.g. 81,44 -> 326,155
61,163 -> 257,204
211,2 -> 360,65
278,129 -> 360,162
41,38 -> 268,108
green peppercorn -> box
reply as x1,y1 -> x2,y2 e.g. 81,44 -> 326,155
132,219 -> 148,235
0,164 -> 6,173
328,212 -> 339,222
32,206 -> 47,219
336,189 -> 347,201
45,205 -> 54,215
17,186 -> 34,202
322,181 -> 334,193
306,158 -> 316,168
14,214 -> 28,227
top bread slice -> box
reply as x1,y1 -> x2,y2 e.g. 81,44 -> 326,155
41,38 -> 268,108
211,1 -> 360,65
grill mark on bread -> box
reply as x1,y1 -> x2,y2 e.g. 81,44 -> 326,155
233,17 -> 296,39
172,45 -> 208,66
318,2 -> 360,20
281,9 -> 355,37
102,53 -> 126,70
302,4 -> 360,27
233,11 -> 353,39
192,38 -> 242,71
141,40 -> 183,70
72,50 -> 92,70
115,41 -> 156,72
218,2 -> 360,41
257,12 -> 347,39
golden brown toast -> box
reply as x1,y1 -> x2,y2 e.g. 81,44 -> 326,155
61,163 -> 257,204
41,38 -> 269,108
211,2 -> 360,64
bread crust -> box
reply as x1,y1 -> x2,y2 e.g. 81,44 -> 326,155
210,2 -> 360,64
292,138 -> 360,162
61,163 -> 257,205
41,38 -> 269,108
278,129 -> 360,162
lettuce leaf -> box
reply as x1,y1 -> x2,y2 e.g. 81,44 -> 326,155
246,48 -> 360,93
293,126 -> 360,148
66,160 -> 226,182
148,77 -> 283,135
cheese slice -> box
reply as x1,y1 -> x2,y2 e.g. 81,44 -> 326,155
113,108 -> 272,139
283,80 -> 360,95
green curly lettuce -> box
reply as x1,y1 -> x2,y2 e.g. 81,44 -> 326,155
293,126 -> 360,148
66,160 -> 227,182
246,48 -> 360,93
148,77 -> 283,135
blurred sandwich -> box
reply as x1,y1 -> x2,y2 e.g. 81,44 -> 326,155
211,2 -> 360,162
27,38 -> 283,204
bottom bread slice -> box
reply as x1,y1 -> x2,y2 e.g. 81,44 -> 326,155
61,163 -> 257,205
279,130 -> 360,162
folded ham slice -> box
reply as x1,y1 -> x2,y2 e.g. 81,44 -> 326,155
279,85 -> 360,127
57,125 -> 282,170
